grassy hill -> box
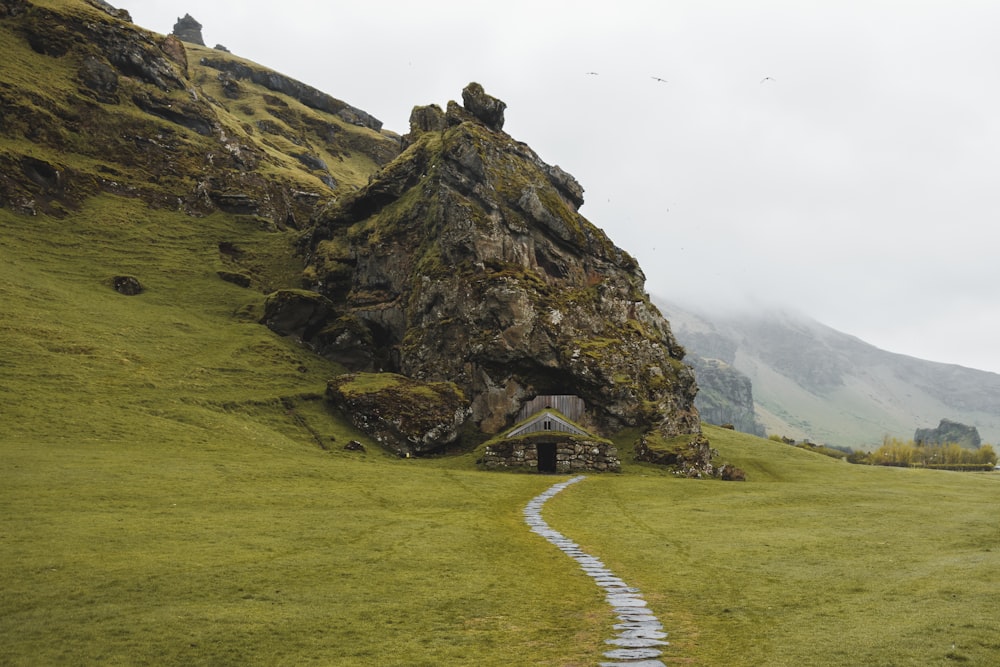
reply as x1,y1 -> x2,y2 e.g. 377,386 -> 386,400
2,2 -> 999,665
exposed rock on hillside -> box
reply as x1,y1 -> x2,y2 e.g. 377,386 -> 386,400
199,57 -> 385,133
1,2 -> 704,462
461,82 -> 506,131
304,83 -> 701,441
111,275 -> 143,295
688,357 -> 765,436
915,419 -> 982,449
0,0 -> 399,228
326,373 -> 470,456
635,433 -> 744,480
171,13 -> 204,46
261,289 -> 337,341
85,0 -> 131,21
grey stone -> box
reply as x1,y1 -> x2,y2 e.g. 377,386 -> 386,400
614,622 -> 664,633
603,647 -> 664,660
605,637 -> 669,648
607,594 -> 648,607
172,13 -> 205,46
616,613 -> 660,624
461,82 -> 506,131
616,628 -> 668,640
525,477 -> 668,665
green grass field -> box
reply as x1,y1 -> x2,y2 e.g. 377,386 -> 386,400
3,198 -> 999,665
558,431 -> 1000,665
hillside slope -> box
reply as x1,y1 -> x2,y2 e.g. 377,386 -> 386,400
660,300 -> 1000,448
1,0 -> 702,458
0,0 -> 401,448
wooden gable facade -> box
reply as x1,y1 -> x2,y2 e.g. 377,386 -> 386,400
505,410 -> 589,439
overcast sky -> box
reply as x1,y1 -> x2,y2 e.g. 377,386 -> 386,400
128,1 -> 1000,374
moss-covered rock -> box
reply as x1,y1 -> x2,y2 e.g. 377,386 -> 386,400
0,0 -> 400,229
326,372 -> 470,456
635,432 -> 744,480
304,84 -> 700,441
261,289 -> 336,342
914,418 -> 982,449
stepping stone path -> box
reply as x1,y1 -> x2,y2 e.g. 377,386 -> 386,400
523,476 -> 668,667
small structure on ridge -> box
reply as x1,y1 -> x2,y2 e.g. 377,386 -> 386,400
172,13 -> 205,46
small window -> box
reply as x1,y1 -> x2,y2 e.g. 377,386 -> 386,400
543,420 -> 552,430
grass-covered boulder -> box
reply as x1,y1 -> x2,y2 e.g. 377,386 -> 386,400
261,289 -> 336,342
636,432 -> 745,480
326,372 -> 471,456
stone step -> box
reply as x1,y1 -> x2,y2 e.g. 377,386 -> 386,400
524,476 -> 670,665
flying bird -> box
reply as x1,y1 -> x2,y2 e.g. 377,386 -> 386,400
651,76 -> 668,83
760,76 -> 776,84
586,71 -> 599,76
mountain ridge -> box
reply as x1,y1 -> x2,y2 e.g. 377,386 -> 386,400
659,299 -> 1000,448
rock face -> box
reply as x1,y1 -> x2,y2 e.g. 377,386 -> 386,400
914,419 -> 982,449
688,357 -> 765,436
461,82 -> 506,131
0,0 -> 399,230
304,83 -> 700,441
171,13 -> 204,46
326,373 -> 470,456
199,57 -> 384,133
261,289 -> 337,341
2,2 -> 705,464
635,433 -> 745,480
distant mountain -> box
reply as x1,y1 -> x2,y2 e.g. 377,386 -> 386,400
657,300 -> 1000,449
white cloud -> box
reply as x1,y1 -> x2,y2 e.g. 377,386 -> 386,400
127,0 -> 1000,373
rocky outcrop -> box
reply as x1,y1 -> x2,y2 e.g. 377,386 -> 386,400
111,275 -> 143,295
261,289 -> 337,342
635,433 -> 745,480
85,0 -> 131,21
461,82 -> 506,131
171,13 -> 204,46
689,357 -> 765,436
199,57 -> 384,133
914,419 -> 982,449
2,2 -> 704,463
303,83 -> 701,441
78,55 -> 119,102
0,0 -> 399,231
326,373 -> 470,456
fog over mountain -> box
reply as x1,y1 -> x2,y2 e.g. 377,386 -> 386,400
658,299 -> 1000,449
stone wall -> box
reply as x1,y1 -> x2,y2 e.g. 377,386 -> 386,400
481,438 -> 620,472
